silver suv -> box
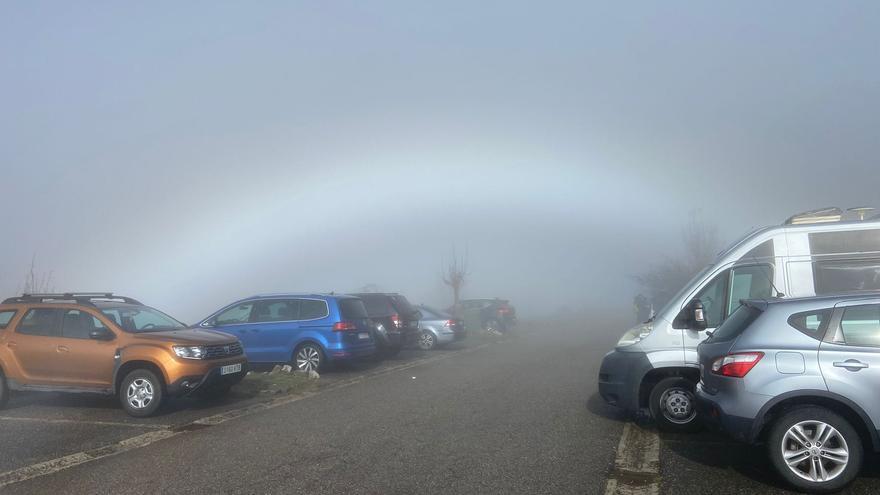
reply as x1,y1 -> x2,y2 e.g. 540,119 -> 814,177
696,292 -> 880,493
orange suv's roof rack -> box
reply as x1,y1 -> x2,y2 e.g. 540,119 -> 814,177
2,293 -> 143,306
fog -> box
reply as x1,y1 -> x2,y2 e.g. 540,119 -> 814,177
2,1 -> 879,322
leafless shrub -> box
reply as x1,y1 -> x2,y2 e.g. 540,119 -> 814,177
634,212 -> 719,310
20,254 -> 54,294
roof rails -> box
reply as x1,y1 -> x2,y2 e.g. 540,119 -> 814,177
1,293 -> 143,306
785,206 -> 878,226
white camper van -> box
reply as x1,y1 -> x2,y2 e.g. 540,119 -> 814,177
598,207 -> 880,431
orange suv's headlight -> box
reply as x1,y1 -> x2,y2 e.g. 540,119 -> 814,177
173,345 -> 206,360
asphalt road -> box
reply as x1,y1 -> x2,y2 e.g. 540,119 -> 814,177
4,318 -> 880,494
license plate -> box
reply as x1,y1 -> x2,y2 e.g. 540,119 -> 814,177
220,363 -> 242,375
358,332 -> 370,340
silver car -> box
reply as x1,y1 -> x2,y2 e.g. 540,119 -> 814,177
696,292 -> 880,493
415,305 -> 466,350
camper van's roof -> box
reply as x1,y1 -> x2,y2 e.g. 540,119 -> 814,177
715,207 -> 880,262
785,206 -> 878,226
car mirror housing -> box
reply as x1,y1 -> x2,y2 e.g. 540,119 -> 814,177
89,328 -> 115,341
690,299 -> 708,330
672,299 -> 709,330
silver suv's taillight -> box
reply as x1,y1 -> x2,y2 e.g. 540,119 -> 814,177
711,352 -> 764,378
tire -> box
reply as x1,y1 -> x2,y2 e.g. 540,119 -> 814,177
119,369 -> 163,418
0,371 -> 9,410
767,406 -> 862,493
417,330 -> 437,351
293,343 -> 325,373
649,377 -> 701,433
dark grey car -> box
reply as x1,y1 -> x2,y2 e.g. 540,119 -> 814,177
696,292 -> 880,493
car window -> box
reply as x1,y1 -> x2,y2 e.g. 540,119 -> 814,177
788,309 -> 832,340
840,305 -> 880,347
298,299 -> 328,320
252,300 -> 300,323
361,296 -> 393,316
809,229 -> 880,255
727,265 -> 775,316
389,295 -> 415,314
215,302 -> 255,326
339,299 -> 369,319
0,310 -> 16,329
813,259 -> 880,294
707,304 -> 762,343
17,308 -> 62,337
100,306 -> 186,332
425,306 -> 451,319
694,271 -> 727,328
740,239 -> 775,261
418,307 -> 438,319
62,309 -> 110,339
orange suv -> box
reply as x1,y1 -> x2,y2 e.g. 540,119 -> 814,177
0,293 -> 248,417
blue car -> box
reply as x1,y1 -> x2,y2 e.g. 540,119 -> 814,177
197,294 -> 375,372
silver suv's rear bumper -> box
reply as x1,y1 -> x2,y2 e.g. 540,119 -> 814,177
696,381 -> 767,443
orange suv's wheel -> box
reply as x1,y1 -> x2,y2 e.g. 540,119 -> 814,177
120,369 -> 164,417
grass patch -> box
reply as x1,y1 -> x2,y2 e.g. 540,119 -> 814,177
234,371 -> 318,397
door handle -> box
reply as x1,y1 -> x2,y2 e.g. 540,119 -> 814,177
6,342 -> 16,348
57,345 -> 69,353
833,360 -> 869,371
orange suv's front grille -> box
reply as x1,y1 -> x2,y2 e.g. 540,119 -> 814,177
204,342 -> 244,359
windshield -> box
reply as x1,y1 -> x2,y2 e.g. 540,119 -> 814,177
101,306 -> 187,333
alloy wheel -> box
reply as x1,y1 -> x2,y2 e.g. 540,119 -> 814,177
419,331 -> 435,350
659,387 -> 696,424
296,346 -> 321,372
126,378 -> 155,410
781,420 -> 849,483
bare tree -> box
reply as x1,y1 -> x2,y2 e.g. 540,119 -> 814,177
20,254 -> 54,294
442,246 -> 468,307
634,212 -> 719,310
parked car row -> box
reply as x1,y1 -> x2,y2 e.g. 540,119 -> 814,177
597,207 -> 880,493
0,291 -> 485,418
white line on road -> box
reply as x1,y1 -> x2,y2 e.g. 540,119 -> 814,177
0,430 -> 178,488
0,416 -> 170,430
604,422 -> 661,495
0,342 -> 494,489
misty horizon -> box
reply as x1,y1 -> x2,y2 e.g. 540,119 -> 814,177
3,2 -> 879,322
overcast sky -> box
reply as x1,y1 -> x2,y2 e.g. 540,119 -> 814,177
2,1 -> 879,321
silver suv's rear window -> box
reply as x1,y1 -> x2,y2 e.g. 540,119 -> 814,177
708,305 -> 762,343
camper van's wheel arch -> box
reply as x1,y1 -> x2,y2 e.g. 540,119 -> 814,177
640,368 -> 702,433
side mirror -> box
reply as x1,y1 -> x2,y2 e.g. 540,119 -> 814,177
690,300 -> 708,330
89,328 -> 115,341
673,299 -> 709,330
